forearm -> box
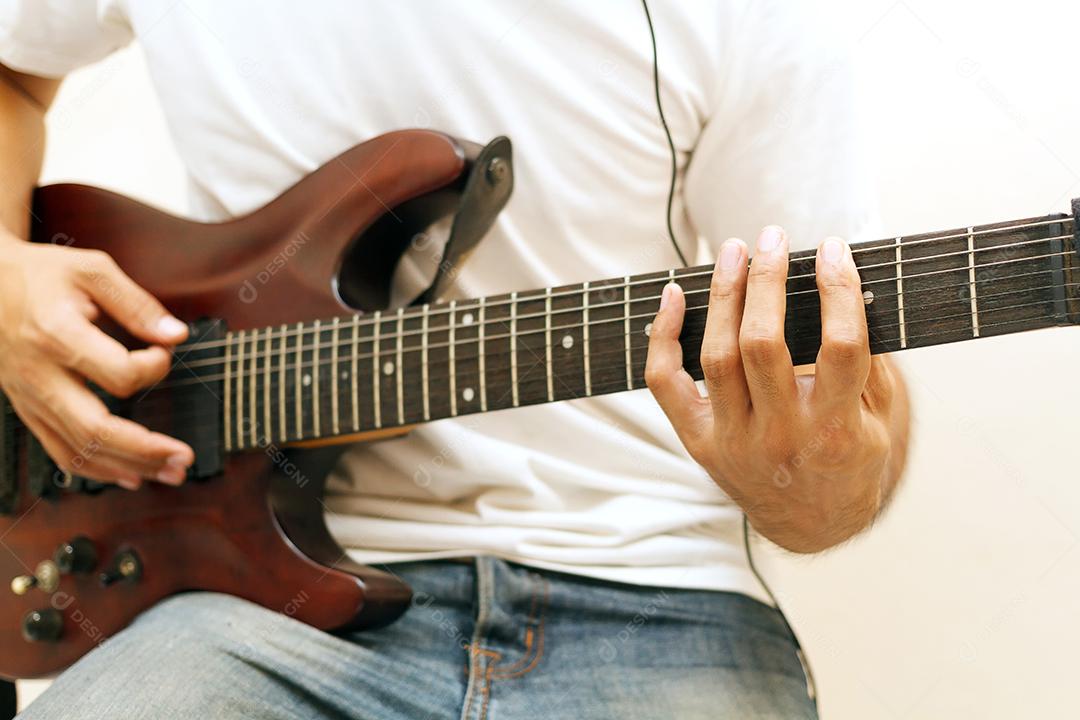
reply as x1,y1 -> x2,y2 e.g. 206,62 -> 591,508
0,64 -> 59,238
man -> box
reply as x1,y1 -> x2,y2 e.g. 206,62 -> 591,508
0,1 -> 908,718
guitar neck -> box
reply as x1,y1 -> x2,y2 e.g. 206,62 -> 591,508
215,210 -> 1079,451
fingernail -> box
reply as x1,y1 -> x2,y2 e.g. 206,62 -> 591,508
719,239 -> 742,271
757,225 -> 784,253
659,283 -> 674,310
156,316 -> 187,339
116,478 -> 141,491
821,237 -> 844,265
165,453 -> 191,469
156,467 -> 185,485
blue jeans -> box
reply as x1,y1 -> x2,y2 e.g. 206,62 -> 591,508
19,558 -> 816,719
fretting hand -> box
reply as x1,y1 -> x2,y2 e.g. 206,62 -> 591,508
645,225 -> 909,553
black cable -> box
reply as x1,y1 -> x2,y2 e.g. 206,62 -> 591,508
641,0 -> 817,707
743,516 -> 819,703
640,0 -> 689,268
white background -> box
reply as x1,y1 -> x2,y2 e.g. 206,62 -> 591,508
18,1 -> 1080,717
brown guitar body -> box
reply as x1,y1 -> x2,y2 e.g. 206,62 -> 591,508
0,129 -> 513,679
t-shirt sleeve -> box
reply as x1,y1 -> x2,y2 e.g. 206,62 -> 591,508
0,0 -> 132,78
683,1 -> 879,255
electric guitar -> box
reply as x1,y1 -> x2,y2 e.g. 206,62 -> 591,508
1,129 -> 1077,679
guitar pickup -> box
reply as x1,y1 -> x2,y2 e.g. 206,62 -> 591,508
128,318 -> 227,480
0,396 -> 16,514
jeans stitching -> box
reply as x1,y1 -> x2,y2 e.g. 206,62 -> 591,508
491,573 -> 549,680
460,558 -> 496,720
488,571 -> 542,676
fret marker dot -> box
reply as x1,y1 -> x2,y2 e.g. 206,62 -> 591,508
302,374 -> 312,387
383,361 -> 395,375
562,334 -> 573,349
462,312 -> 474,326
340,371 -> 349,380
863,290 -> 874,305
462,387 -> 475,402
644,323 -> 653,337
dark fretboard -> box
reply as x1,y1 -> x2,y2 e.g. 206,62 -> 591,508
204,211 -> 1077,451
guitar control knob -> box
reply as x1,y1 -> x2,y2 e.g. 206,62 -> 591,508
10,575 -> 37,595
9,561 -> 59,596
21,608 -> 63,643
54,536 -> 98,575
98,549 -> 142,587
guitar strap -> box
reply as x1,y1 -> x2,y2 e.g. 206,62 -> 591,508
415,135 -> 514,304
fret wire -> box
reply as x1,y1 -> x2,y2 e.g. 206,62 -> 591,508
351,314 -> 360,432
331,317 -> 340,436
449,300 -> 458,416
263,327 -> 272,445
582,282 -> 591,396
895,237 -> 907,349
372,312 -> 382,429
312,319 -> 321,439
510,292 -> 519,407
236,329 -> 246,450
396,308 -> 405,425
223,333 -> 233,452
479,297 -> 488,412
544,287 -> 554,402
421,304 -> 431,421
248,328 -> 258,447
278,323 -> 287,441
967,227 -> 980,338
294,321 -> 303,440
623,276 -> 633,391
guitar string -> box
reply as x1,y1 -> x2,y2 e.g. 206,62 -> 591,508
226,305 -> 1080,449
146,275 -> 1079,400
8,233 -> 1070,434
224,274 -> 1080,382
159,218 -> 1075,356
164,244 -> 1075,377
175,231 -> 1074,367
173,258 -> 1073,380
22,287 -> 1071,446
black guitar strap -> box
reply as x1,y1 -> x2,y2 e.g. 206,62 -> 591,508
416,136 -> 514,304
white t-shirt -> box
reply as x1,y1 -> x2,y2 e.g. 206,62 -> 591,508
0,0 -> 875,600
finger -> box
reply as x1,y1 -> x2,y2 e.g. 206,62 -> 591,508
863,355 -> 896,414
699,238 -> 750,427
739,226 -> 797,413
19,408 -> 143,490
50,318 -> 172,398
47,371 -> 194,485
812,237 -> 870,409
74,250 -> 188,345
645,282 -> 712,449
35,392 -> 178,480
